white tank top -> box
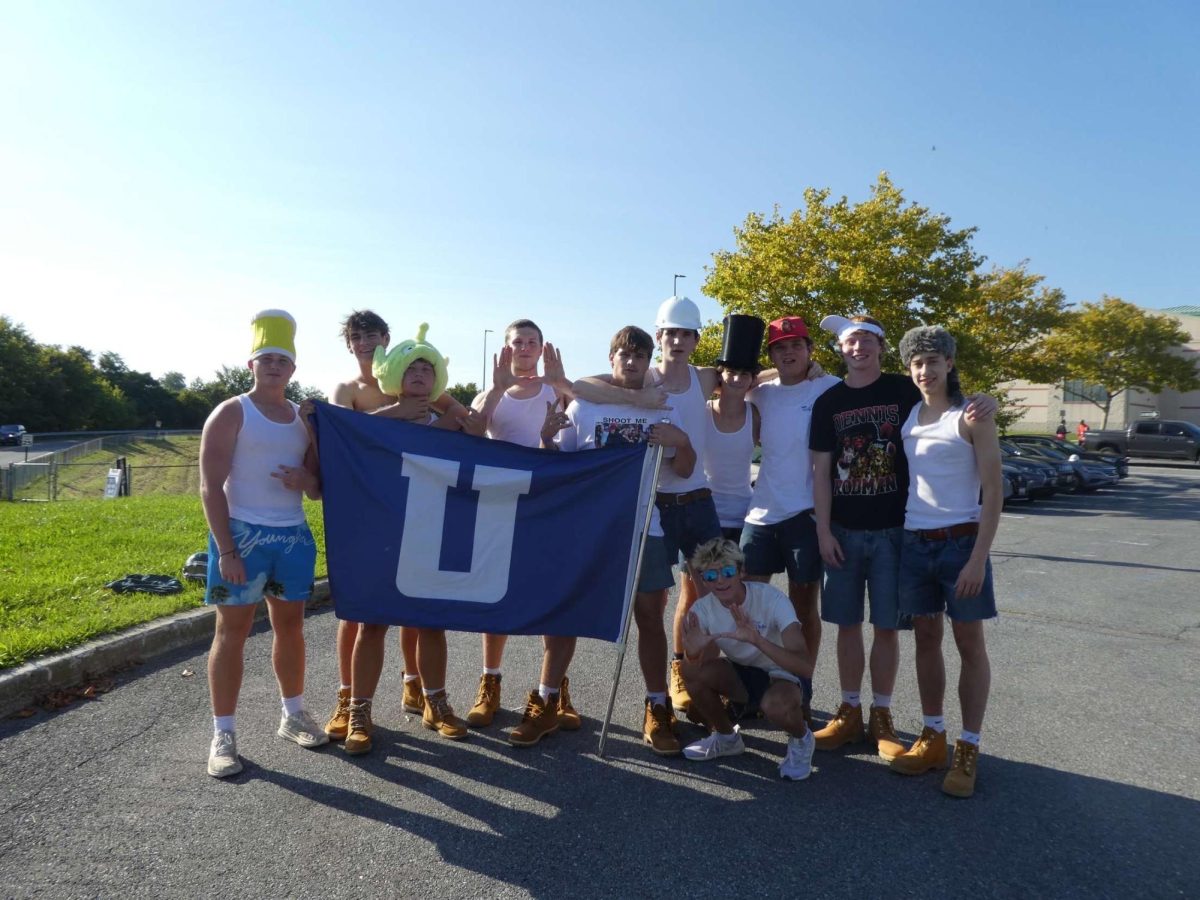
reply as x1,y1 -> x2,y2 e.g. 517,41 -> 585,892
901,405 -> 980,529
656,365 -> 710,493
488,383 -> 556,448
704,405 -> 754,527
225,395 -> 309,526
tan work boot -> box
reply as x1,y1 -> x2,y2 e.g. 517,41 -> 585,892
466,673 -> 502,727
402,674 -> 425,714
813,702 -> 865,750
343,700 -> 373,756
669,659 -> 692,716
643,699 -> 681,756
324,687 -> 351,740
942,739 -> 980,797
889,726 -> 948,775
868,705 -> 906,761
509,692 -> 560,747
422,690 -> 468,740
557,677 -> 581,730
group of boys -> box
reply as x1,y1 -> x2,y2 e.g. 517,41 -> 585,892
199,301 -> 1000,798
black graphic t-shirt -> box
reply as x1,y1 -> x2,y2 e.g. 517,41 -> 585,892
809,373 -> 921,530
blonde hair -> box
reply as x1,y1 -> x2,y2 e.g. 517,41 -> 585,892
689,537 -> 744,573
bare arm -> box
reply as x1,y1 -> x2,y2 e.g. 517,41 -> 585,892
812,451 -> 844,567
649,424 -> 695,478
572,374 -> 669,409
957,415 -> 1003,598
199,399 -> 245,585
720,609 -> 814,680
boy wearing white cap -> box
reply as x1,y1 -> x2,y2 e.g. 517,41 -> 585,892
200,309 -> 327,778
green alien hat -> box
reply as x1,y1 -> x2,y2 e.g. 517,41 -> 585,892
371,322 -> 448,400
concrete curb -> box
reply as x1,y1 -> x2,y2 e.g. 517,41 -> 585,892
0,578 -> 331,720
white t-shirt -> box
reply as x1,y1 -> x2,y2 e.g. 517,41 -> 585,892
556,398 -> 684,537
690,581 -> 801,684
488,383 -> 556,448
745,374 -> 840,525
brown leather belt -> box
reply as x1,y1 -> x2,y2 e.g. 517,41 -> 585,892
913,522 -> 979,541
656,487 -> 713,507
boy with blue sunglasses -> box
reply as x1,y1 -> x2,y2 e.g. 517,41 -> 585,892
679,538 -> 816,780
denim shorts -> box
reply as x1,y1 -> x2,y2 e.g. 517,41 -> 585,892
820,524 -> 903,628
205,519 -> 316,606
636,535 -> 676,594
898,530 -> 997,622
739,511 -> 822,585
658,494 -> 722,569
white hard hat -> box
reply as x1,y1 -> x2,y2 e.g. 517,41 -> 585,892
655,295 -> 702,331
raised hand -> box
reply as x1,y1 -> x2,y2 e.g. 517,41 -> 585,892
540,398 -> 570,443
493,346 -> 518,391
718,603 -> 760,646
540,342 -> 569,390
681,610 -> 717,659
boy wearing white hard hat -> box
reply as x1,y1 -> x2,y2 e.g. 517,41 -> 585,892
200,309 -> 327,778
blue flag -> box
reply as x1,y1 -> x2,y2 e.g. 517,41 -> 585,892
312,401 -> 656,642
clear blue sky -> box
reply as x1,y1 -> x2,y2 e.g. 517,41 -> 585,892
2,1 -> 1197,395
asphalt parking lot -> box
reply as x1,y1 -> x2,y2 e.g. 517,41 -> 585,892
0,465 -> 1197,898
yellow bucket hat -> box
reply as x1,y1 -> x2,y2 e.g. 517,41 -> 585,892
250,309 -> 297,361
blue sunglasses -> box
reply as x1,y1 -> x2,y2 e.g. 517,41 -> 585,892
700,565 -> 738,583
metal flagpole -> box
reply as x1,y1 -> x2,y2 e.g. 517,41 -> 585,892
597,442 -> 665,758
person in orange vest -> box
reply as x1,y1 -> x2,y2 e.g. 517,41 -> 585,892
1076,420 -> 1088,444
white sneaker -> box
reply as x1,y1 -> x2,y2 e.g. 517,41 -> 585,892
277,709 -> 331,748
779,729 -> 815,781
207,730 -> 242,778
683,726 -> 745,761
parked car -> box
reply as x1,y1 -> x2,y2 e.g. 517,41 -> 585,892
0,424 -> 28,446
1008,434 -> 1131,478
1002,440 -> 1121,492
1082,418 -> 1200,462
998,451 -> 1056,497
1001,463 -> 1031,504
1000,441 -> 1072,492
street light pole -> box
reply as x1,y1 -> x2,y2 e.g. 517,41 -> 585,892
673,274 -> 686,296
482,329 -> 494,389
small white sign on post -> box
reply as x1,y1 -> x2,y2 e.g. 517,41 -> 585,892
104,468 -> 124,499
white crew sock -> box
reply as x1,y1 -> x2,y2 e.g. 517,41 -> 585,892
923,714 -> 946,733
403,673 -> 420,683
959,730 -> 981,746
339,683 -> 352,692
213,715 -> 235,735
281,695 -> 305,717
423,686 -> 444,696
873,693 -> 892,709
483,667 -> 502,676
841,690 -> 861,707
538,683 -> 559,701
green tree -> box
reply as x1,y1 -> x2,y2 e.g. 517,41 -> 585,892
446,382 -> 479,407
702,175 -> 1071,422
1041,297 -> 1200,427
0,317 -> 43,425
160,371 -> 187,392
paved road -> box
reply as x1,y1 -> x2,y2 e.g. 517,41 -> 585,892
1,469 -> 1197,898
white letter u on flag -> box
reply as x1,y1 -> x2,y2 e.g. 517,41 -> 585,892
395,453 -> 532,603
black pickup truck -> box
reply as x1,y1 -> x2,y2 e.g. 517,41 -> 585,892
1082,419 -> 1200,462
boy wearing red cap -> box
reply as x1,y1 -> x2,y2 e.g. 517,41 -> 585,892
740,316 -> 841,721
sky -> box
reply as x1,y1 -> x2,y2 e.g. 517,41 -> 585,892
2,1 -> 1197,397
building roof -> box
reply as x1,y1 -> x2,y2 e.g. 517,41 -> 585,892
1161,305 -> 1200,317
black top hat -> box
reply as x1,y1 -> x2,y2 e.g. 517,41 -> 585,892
715,314 -> 766,372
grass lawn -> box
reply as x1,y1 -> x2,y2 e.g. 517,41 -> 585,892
53,436 -> 204,500
0,495 -> 326,670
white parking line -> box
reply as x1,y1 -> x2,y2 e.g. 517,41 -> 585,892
1113,540 -> 1150,546
1001,513 -> 1027,519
